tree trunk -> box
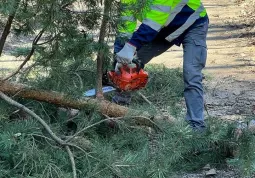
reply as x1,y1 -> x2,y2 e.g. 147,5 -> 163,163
0,0 -> 20,56
96,0 -> 112,99
0,81 -> 164,127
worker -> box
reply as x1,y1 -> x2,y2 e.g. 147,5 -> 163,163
113,0 -> 209,131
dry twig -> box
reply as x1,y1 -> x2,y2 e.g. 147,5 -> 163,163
66,117 -> 121,142
138,92 -> 152,105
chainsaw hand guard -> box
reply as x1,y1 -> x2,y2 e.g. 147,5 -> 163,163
132,59 -> 144,73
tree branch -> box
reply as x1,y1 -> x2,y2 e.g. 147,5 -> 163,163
0,0 -> 21,56
3,28 -> 46,81
65,146 -> 77,178
66,117 -> 121,142
0,80 -> 172,127
0,91 -> 78,178
0,91 -> 65,145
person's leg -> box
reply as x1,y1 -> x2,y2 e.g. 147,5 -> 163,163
112,38 -> 173,105
182,20 -> 209,130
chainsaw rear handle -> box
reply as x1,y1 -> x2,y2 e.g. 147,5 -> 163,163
112,57 -> 144,73
132,59 -> 144,73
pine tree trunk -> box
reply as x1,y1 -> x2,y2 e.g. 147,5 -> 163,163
0,0 -> 20,56
0,80 -> 161,127
96,0 -> 112,99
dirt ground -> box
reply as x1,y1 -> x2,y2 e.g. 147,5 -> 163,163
149,0 -> 255,121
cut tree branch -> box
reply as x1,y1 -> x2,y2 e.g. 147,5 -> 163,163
0,91 -> 65,145
0,81 -> 171,127
0,91 -> 78,177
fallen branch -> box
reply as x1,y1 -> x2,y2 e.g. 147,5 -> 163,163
65,146 -> 77,178
0,91 -> 77,178
66,117 -> 121,142
0,81 -> 166,127
138,92 -> 152,105
0,91 -> 65,145
137,92 -> 175,124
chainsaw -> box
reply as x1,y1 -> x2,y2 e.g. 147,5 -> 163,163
84,60 -> 149,97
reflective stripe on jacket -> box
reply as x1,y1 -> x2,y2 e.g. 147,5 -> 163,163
116,0 -> 208,51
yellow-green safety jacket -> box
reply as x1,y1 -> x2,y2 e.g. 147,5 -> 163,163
114,0 -> 208,52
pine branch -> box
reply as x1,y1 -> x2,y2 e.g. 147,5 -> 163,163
0,0 -> 21,56
0,81 -> 145,118
0,91 -> 79,178
69,144 -> 123,177
138,92 -> 176,125
0,81 -> 171,129
66,117 -> 121,142
0,91 -> 65,145
138,92 -> 152,105
3,28 -> 46,81
65,146 -> 77,178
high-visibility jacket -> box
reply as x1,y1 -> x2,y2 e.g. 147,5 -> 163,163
116,0 -> 208,51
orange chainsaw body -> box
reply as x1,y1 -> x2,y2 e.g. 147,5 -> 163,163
108,65 -> 148,91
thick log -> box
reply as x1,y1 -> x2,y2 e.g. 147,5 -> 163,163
0,81 -> 176,127
0,81 -> 130,117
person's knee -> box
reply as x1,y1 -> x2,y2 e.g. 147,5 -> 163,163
183,67 -> 203,88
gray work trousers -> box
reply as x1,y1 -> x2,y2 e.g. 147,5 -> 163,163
114,20 -> 209,129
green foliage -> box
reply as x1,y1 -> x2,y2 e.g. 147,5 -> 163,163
1,102 -> 252,177
10,47 -> 31,57
227,117 -> 255,176
131,65 -> 184,117
2,67 -> 255,177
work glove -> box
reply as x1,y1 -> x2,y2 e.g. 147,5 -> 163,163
116,42 -> 136,64
114,59 -> 144,73
114,62 -> 137,73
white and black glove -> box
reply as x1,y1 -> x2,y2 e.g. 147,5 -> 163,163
116,42 -> 136,64
114,62 -> 137,73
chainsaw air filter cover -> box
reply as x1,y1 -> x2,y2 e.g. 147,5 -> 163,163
108,65 -> 148,91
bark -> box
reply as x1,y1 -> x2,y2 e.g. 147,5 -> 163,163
95,0 -> 112,99
0,0 -> 21,56
0,81 -> 163,128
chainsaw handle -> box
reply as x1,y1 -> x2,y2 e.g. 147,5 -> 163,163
132,59 -> 144,73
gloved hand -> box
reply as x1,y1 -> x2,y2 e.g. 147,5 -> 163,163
116,42 -> 136,64
114,62 -> 123,73
114,62 -> 137,73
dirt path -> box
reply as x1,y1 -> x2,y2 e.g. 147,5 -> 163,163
149,0 -> 255,120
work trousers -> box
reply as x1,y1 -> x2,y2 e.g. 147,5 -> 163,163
114,19 -> 209,129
